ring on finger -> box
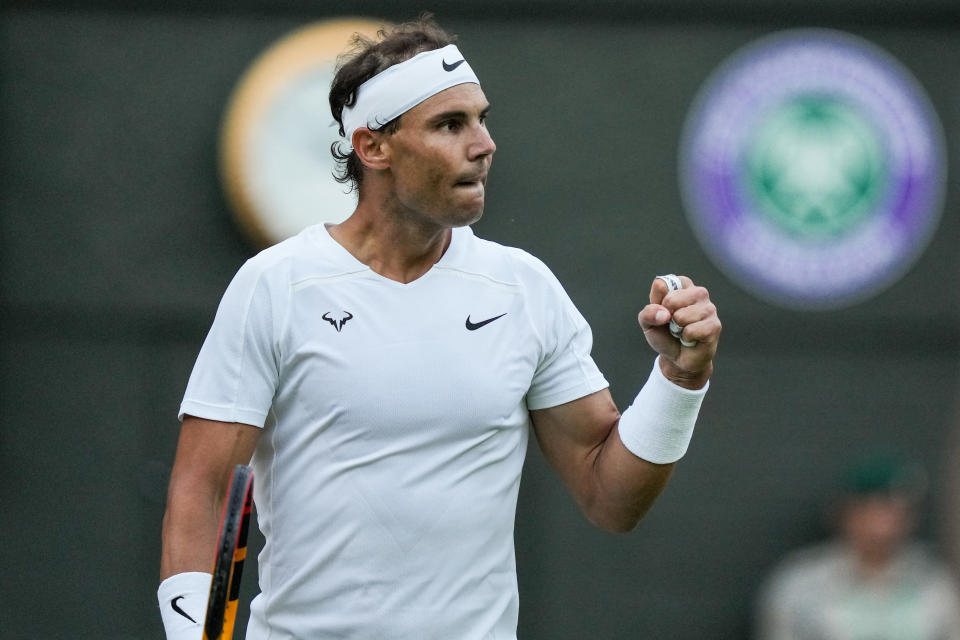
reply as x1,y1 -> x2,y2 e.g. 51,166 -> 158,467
655,274 -> 698,348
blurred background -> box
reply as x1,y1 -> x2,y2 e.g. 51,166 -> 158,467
1,1 -> 959,638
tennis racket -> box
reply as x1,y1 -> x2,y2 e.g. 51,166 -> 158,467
203,464 -> 254,640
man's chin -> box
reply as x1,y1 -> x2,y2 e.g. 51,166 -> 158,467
443,203 -> 484,228
460,207 -> 484,227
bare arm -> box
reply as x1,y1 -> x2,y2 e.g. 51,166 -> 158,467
160,415 -> 261,579
530,390 -> 674,532
531,275 -> 720,533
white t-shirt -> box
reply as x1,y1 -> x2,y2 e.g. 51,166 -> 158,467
757,542 -> 960,640
756,542 -> 960,640
180,224 -> 609,639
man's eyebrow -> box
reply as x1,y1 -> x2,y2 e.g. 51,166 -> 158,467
427,105 -> 491,124
427,110 -> 466,124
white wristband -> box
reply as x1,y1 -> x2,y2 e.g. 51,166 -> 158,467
617,357 -> 708,464
158,572 -> 211,640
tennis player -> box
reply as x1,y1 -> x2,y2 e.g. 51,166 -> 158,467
159,15 -> 721,639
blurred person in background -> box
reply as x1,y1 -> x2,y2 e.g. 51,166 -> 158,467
755,450 -> 960,640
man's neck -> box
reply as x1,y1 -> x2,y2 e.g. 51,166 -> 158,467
328,199 -> 452,284
849,544 -> 901,583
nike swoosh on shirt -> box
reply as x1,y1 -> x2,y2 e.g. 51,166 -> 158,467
442,59 -> 466,72
465,313 -> 507,330
171,596 -> 198,623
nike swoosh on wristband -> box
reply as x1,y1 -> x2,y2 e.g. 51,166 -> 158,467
442,59 -> 466,72
465,313 -> 506,330
171,596 -> 197,623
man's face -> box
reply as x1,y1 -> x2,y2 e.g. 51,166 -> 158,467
840,494 -> 914,565
381,83 -> 495,227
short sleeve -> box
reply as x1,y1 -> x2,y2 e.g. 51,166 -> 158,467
516,252 -> 608,410
179,259 -> 283,427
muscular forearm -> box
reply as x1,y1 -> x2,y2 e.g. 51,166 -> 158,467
160,478 -> 225,579
157,483 -> 222,639
579,426 -> 676,533
531,388 -> 678,534
589,358 -> 707,530
158,418 -> 260,638
160,417 -> 261,579
532,358 -> 707,534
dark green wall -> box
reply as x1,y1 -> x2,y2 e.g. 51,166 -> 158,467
1,4 -> 958,638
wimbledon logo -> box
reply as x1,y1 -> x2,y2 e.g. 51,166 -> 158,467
679,30 -> 946,309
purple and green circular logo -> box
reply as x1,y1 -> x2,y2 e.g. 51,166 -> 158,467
680,30 -> 946,309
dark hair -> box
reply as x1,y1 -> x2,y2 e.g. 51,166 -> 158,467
329,15 -> 457,193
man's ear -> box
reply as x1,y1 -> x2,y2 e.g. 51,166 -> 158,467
352,128 -> 390,171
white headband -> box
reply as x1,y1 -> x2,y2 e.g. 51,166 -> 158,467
340,44 -> 480,147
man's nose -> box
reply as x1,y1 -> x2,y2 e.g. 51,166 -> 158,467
469,124 -> 496,160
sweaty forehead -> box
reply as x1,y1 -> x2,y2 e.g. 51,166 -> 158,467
408,83 -> 489,119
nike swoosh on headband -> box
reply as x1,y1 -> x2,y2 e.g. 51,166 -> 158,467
341,45 -> 479,145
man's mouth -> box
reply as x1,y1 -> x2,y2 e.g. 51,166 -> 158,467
455,174 -> 486,187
